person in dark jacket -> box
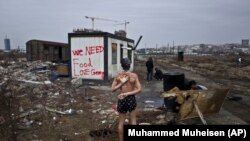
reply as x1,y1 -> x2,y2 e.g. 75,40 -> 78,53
154,67 -> 163,80
146,57 -> 154,81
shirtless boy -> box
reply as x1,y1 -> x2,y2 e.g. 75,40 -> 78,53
111,58 -> 142,141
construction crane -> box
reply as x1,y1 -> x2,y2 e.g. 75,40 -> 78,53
85,16 -> 118,30
114,20 -> 130,32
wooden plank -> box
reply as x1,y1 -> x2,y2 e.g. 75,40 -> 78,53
160,88 -> 229,121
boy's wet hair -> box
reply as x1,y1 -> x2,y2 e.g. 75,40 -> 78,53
121,58 -> 131,71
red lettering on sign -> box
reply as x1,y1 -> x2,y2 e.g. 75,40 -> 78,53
96,46 -> 104,53
91,69 -> 104,76
80,69 -> 89,75
79,58 -> 93,68
73,58 -> 79,76
85,46 -> 104,55
72,49 -> 83,56
75,68 -> 104,78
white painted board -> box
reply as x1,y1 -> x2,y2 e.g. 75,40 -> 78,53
71,37 -> 104,80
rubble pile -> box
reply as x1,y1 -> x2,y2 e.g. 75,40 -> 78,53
0,60 -> 119,141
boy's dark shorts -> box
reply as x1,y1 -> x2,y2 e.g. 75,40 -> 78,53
117,95 -> 136,113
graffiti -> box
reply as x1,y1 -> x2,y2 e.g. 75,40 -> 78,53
91,70 -> 104,76
79,69 -> 104,77
85,46 -> 104,55
72,49 -> 83,56
79,69 -> 90,75
71,39 -> 104,79
79,58 -> 93,68
72,56 -> 103,78
72,46 -> 104,56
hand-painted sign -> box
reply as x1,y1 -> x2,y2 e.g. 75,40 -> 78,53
71,37 -> 104,80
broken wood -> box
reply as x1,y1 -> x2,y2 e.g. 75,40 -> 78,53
160,88 -> 229,121
193,101 -> 207,125
45,106 -> 74,115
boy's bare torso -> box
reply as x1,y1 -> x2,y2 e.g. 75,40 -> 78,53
117,72 -> 137,93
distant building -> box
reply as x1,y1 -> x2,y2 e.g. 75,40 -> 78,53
26,39 -> 69,62
4,37 -> 11,51
242,39 -> 249,47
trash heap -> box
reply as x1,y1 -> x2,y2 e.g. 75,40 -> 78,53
0,60 -> 119,140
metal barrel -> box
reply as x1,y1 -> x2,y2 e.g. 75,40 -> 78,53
163,72 -> 185,112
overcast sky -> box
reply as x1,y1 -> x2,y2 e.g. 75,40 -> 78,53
0,0 -> 250,49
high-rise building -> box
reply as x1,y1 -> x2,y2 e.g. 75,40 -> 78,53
4,37 -> 11,50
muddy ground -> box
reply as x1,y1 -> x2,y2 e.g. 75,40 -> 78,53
0,54 -> 249,141
152,55 -> 250,123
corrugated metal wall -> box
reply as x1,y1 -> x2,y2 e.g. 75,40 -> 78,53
62,47 -> 69,61
26,40 -> 69,62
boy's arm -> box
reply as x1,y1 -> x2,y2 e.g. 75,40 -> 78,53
121,74 -> 142,96
111,76 -> 128,92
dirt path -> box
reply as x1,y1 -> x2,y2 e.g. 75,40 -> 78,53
133,58 -> 248,124
150,58 -> 250,124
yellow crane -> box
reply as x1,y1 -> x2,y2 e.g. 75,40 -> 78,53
85,16 -> 118,30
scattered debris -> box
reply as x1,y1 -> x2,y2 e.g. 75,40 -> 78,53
0,116 -> 5,124
45,107 -> 76,115
227,95 -> 242,101
17,109 -> 40,119
144,100 -> 155,104
17,79 -> 52,85
89,129 -> 112,138
144,104 -> 155,108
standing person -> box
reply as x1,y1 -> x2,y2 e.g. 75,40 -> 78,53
146,57 -> 154,81
111,58 -> 142,141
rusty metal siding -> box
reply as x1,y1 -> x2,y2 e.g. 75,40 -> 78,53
62,47 -> 69,61
26,39 -> 69,62
54,47 -> 59,61
43,46 -> 49,61
48,46 -> 53,61
26,42 -> 32,61
38,42 -> 43,60
31,41 -> 37,60
66,47 -> 70,61
62,47 -> 66,61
